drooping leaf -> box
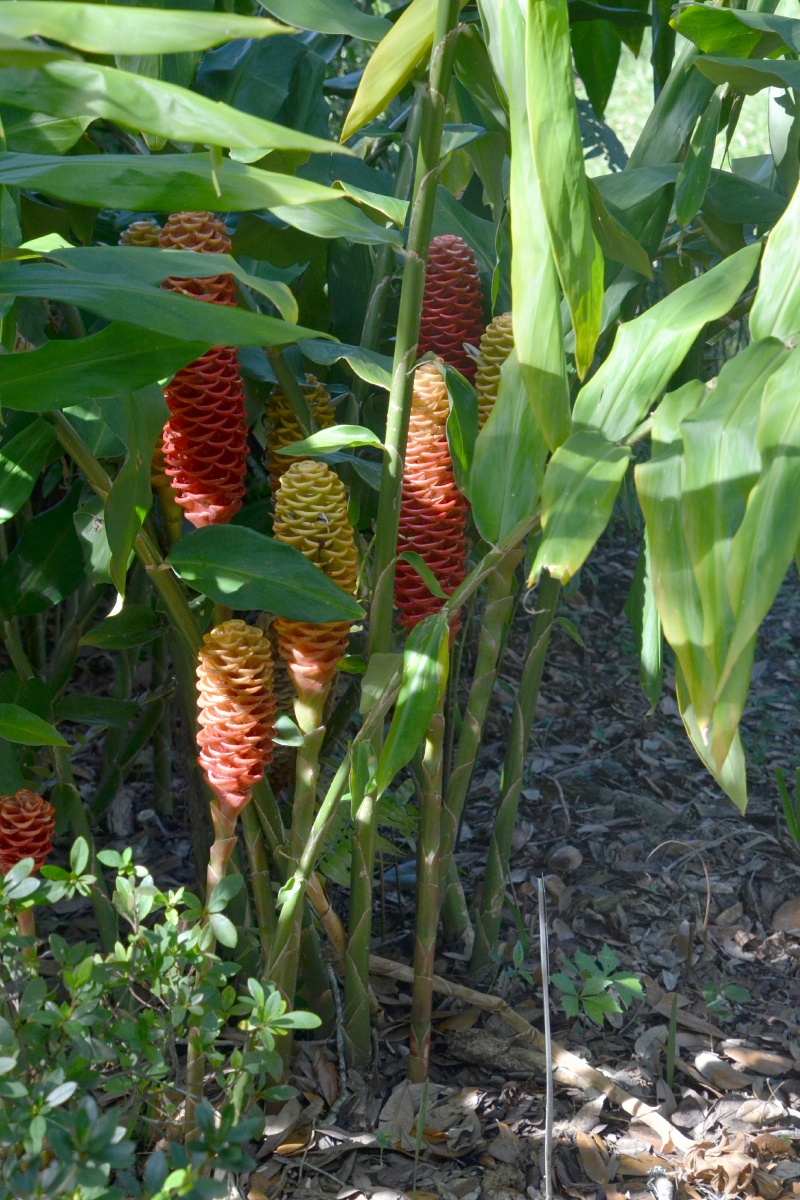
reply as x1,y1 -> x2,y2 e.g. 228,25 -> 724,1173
0,107 -> 89,154
0,703 -> 67,747
623,530 -> 663,709
279,426 -> 384,455
0,34 -> 74,67
0,487 -> 84,618
470,349 -> 548,545
571,20 -> 621,121
530,430 -> 631,585
374,613 -> 449,797
298,338 -> 392,388
0,61 -> 348,154
586,178 -> 653,278
0,261 -> 323,347
0,325 -> 208,412
271,197 -> 402,246
525,0 -> 603,378
439,363 -> 479,497
572,242 -> 761,441
674,6 -> 793,58
0,418 -> 56,523
341,0 -> 433,141
0,4 -> 288,54
750,176 -> 800,343
53,694 -> 140,727
676,90 -> 722,229
694,55 -> 800,98
259,0 -> 390,41
627,42 -> 714,170
168,526 -> 363,622
80,605 -> 165,651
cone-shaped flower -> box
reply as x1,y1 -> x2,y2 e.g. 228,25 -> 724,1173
395,362 -> 468,631
119,219 -> 162,247
265,376 -> 335,494
159,212 -> 248,528
272,461 -> 358,698
418,235 -> 484,381
474,311 -> 513,431
196,620 -> 277,818
0,790 -> 55,874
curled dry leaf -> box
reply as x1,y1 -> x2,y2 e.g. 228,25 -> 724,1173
695,1052 -> 757,1091
772,898 -> 800,934
576,1129 -> 610,1184
723,1045 -> 795,1076
547,844 -> 583,873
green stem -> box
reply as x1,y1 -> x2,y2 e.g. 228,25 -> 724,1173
2,619 -> 34,681
265,347 -> 314,435
440,550 -> 522,945
408,696 -> 445,1083
241,803 -> 277,957
471,573 -> 561,972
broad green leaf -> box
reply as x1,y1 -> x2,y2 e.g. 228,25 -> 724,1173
674,7 -> 792,57
572,242 -> 761,441
470,349 -> 548,544
0,34 -> 73,67
44,246 -> 297,324
0,703 -> 67,747
53,694 -> 140,727
623,530 -> 663,709
168,526 -> 363,622
334,181 -> 408,228
0,325 -> 208,412
530,430 -> 631,585
751,176 -> 800,343
694,55 -> 800,97
271,198 -> 402,246
298,338 -> 392,388
0,741 -> 25,793
0,4 -> 288,54
586,179 -> 653,279
676,90 -> 722,229
279,426 -> 384,455
0,419 -> 56,523
0,107 -> 89,155
374,614 -> 449,797
0,261 -> 323,347
74,496 -> 114,587
99,386 -> 166,595
497,0 -> 571,452
80,605 -> 165,650
260,0 -> 390,41
0,152 -> 353,212
398,552 -> 448,601
439,363 -> 478,497
0,61 -> 347,154
676,664 -> 747,811
525,0 -> 603,378
627,42 -> 714,170
571,20 -> 621,121
0,487 -> 84,618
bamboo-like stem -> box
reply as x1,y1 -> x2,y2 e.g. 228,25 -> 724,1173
241,804 -> 277,957
439,550 -> 522,944
408,696 -> 445,1083
471,573 -> 561,972
345,0 -> 463,1070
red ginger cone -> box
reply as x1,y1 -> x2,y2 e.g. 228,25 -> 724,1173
158,213 -> 248,528
272,461 -> 359,699
395,361 -> 468,632
0,790 -> 55,874
196,620 -> 277,820
418,235 -> 484,382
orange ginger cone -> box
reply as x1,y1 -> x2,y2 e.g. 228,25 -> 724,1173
395,361 -> 469,632
474,312 -> 513,430
0,789 -> 56,943
158,213 -> 248,528
272,460 -> 358,707
264,376 -> 336,495
418,235 -> 485,382
119,218 -> 162,247
196,620 -> 276,888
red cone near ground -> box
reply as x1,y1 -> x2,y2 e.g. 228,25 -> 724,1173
158,213 -> 247,527
0,790 -> 55,874
395,362 -> 468,631
418,235 -> 484,382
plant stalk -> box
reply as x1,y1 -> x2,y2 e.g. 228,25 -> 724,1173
471,572 -> 560,971
408,696 -> 445,1082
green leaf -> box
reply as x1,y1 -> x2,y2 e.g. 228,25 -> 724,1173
375,613 -> 449,797
586,178 -> 653,279
624,531 -> 663,709
341,0 -> 439,142
208,912 -> 238,948
676,90 -> 722,229
470,348 -> 548,545
439,363 -> 478,498
53,694 -> 140,727
0,703 -> 67,747
0,107 -> 89,155
551,971 -> 578,996
497,0 -> 571,452
532,431 -> 631,585
0,324 -> 208,413
572,242 -> 762,442
0,34 -> 73,67
0,418 -> 56,523
168,526 -> 363,622
0,61 -> 348,154
627,42 -> 714,172
70,837 -> 89,875
0,151 -> 355,213
571,20 -> 620,121
208,874 -> 244,914
694,55 -> 800,98
0,261 -> 323,348
259,0 -> 390,41
80,605 -> 165,651
0,487 -> 84,618
0,4 -> 288,54
297,338 -> 392,388
751,176 -> 800,343
398,552 -> 448,601
672,5 -> 769,57
272,198 -> 402,246
279,426 -> 384,456
525,0 -> 604,378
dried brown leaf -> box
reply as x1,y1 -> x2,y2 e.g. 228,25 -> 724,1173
576,1130 -> 610,1184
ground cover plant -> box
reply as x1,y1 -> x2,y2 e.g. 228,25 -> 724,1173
0,0 -> 799,1196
